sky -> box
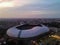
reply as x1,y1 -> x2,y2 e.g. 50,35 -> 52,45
0,0 -> 60,18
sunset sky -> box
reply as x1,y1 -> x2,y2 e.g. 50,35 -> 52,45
0,0 -> 60,18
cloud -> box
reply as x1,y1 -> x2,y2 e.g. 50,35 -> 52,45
0,0 -> 33,8
0,0 -> 60,18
